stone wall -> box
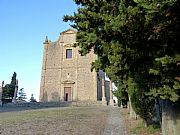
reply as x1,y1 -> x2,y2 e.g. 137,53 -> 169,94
162,101 -> 180,135
0,101 -> 104,112
40,29 -> 102,102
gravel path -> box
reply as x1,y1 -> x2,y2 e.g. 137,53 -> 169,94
104,107 -> 129,135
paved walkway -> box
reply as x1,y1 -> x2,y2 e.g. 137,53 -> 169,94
104,107 -> 129,135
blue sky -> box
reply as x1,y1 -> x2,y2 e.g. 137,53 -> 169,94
0,0 -> 77,101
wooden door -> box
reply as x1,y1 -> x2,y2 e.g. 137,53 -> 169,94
64,87 -> 71,101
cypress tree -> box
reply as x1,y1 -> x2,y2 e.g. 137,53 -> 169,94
64,0 -> 180,125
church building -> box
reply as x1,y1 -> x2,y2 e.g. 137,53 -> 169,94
39,28 -> 113,105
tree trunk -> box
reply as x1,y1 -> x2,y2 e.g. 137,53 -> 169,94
144,120 -> 148,127
128,95 -> 137,119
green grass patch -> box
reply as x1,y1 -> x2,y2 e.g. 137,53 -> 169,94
0,107 -> 107,126
1,108 -> 55,125
0,106 -> 109,135
131,120 -> 161,135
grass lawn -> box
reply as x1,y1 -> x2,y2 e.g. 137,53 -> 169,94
0,106 -> 109,135
120,108 -> 162,135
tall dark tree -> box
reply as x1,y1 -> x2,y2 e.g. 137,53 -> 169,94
2,72 -> 17,99
64,0 -> 180,125
9,72 -> 17,98
2,84 -> 11,99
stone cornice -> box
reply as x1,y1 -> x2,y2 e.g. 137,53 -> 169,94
62,80 -> 75,84
63,43 -> 74,47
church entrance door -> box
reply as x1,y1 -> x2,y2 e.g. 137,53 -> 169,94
64,87 -> 71,101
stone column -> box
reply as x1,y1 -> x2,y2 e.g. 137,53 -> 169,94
109,80 -> 114,106
12,80 -> 18,103
101,79 -> 107,105
0,86 -> 2,106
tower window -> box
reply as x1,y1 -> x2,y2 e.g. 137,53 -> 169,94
66,49 -> 72,59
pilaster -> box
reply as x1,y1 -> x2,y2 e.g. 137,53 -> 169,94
39,36 -> 49,102
102,79 -> 107,105
109,80 -> 114,106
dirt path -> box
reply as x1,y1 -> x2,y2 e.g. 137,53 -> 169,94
104,107 -> 129,135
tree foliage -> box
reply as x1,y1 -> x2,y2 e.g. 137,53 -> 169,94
17,88 -> 27,101
64,0 -> 180,124
2,72 -> 17,99
29,94 -> 37,102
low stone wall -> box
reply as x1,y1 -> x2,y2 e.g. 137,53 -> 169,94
71,101 -> 104,106
2,101 -> 72,107
0,102 -> 71,112
0,101 -> 107,112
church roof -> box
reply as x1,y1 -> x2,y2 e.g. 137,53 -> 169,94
60,28 -> 77,35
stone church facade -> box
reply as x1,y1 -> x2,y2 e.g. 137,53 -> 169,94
40,29 -> 113,104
